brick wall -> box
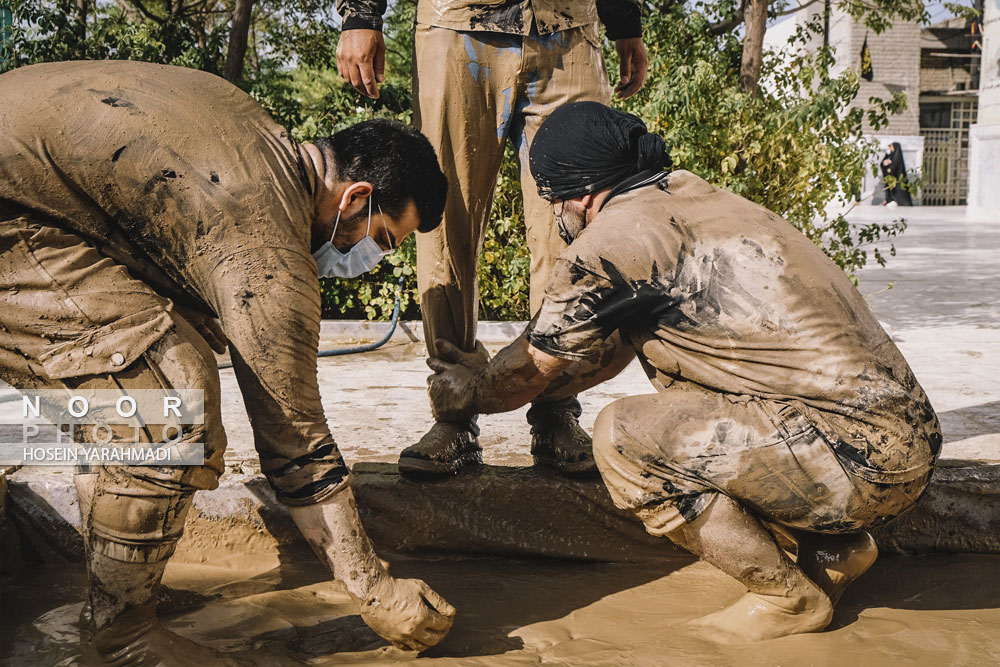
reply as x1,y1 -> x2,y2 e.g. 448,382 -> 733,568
920,56 -> 975,94
849,18 -> 922,135
783,7 -> 922,136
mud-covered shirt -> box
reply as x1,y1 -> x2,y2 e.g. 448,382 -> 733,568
527,170 -> 940,480
336,0 -> 641,39
0,61 -> 347,503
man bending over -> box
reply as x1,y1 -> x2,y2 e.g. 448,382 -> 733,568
426,102 -> 941,643
0,61 -> 454,663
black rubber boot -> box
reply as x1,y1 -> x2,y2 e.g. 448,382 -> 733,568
527,397 -> 597,477
398,420 -> 483,478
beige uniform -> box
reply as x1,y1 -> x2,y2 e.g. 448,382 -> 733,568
526,171 -> 942,536
413,24 -> 612,363
0,61 -> 348,511
337,0 -> 639,381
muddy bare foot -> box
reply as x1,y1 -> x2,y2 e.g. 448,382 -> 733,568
797,531 -> 878,605
687,582 -> 833,644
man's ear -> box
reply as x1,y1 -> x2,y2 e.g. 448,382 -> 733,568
338,181 -> 374,211
581,193 -> 594,208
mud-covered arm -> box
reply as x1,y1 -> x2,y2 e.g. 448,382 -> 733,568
207,248 -> 349,506
536,331 -> 636,401
428,328 -> 637,420
428,244 -> 651,419
597,0 -> 642,40
336,0 -> 387,30
426,335 -> 570,421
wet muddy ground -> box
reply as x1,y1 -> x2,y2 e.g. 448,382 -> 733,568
4,546 -> 1000,666
3,209 -> 999,665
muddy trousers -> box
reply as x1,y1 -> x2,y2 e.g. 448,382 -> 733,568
23,333 -> 220,636
413,23 -> 611,427
42,335 -> 216,638
0,218 -> 228,634
591,386 -> 934,538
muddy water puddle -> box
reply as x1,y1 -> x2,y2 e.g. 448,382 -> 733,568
3,547 -> 1000,666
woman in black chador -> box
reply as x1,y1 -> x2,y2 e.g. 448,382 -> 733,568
880,142 -> 913,206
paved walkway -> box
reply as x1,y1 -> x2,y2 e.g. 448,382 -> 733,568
216,205 -> 1000,472
852,206 -> 1000,461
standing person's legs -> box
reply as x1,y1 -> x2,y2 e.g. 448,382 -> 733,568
405,27 -> 521,475
591,388 -> 925,642
513,24 -> 612,475
0,218 -> 233,662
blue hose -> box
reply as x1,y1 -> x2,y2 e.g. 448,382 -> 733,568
317,276 -> 403,357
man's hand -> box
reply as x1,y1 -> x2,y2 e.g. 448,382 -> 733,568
336,29 -> 386,98
614,38 -> 649,99
426,339 -> 490,422
360,575 -> 456,652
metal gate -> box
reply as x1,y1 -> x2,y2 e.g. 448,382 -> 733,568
920,99 -> 977,206
922,128 -> 967,205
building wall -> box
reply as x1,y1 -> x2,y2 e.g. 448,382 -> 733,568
920,18 -> 981,95
979,0 -> 1000,125
766,7 -> 922,136
850,18 -> 923,135
920,56 -> 976,94
968,0 -> 1000,211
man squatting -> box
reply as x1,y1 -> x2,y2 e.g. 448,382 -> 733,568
428,102 -> 943,643
0,60 -> 456,663
335,0 -> 650,476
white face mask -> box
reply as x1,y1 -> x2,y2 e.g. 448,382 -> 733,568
313,196 -> 391,279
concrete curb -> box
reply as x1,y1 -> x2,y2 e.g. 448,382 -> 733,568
5,460 -> 1000,564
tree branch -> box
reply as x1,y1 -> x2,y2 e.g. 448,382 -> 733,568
123,0 -> 165,24
709,12 -> 744,34
708,0 -> 748,35
175,0 -> 215,18
774,0 -> 823,17
709,0 -> 824,34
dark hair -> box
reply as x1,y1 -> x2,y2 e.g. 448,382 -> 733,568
316,119 -> 447,233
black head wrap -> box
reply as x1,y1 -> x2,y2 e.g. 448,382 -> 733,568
529,102 -> 670,201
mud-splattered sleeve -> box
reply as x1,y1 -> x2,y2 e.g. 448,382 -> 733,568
527,250 -> 664,361
335,0 -> 387,30
206,247 -> 350,505
596,0 -> 642,40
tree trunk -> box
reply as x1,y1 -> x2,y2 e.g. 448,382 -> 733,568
224,0 -> 253,82
739,0 -> 768,93
76,0 -> 87,56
